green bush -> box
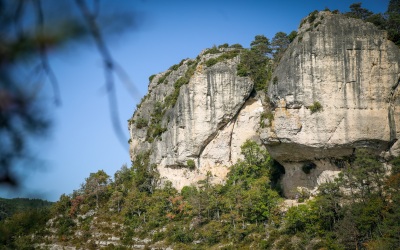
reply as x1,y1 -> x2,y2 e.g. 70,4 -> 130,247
237,65 -> 249,77
169,64 -> 180,71
218,49 -> 240,60
152,124 -> 167,138
158,74 -> 167,84
135,117 -> 148,129
260,111 -> 274,128
204,45 -> 220,55
218,43 -> 229,48
308,10 -> 319,23
148,74 -> 156,82
157,71 -> 172,84
205,50 -> 240,68
175,76 -> 189,88
230,43 -> 243,49
186,160 -> 195,170
205,58 -> 218,67
309,101 -> 323,113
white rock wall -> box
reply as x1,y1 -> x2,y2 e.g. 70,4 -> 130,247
262,12 -> 400,197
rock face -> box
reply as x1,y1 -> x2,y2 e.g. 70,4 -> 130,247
261,11 -> 400,197
129,48 -> 259,189
129,11 -> 400,197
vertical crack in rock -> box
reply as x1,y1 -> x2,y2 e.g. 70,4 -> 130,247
227,103 -> 242,163
197,93 -> 253,165
389,77 -> 400,146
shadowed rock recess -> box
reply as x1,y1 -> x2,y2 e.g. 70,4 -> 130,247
129,11 -> 400,198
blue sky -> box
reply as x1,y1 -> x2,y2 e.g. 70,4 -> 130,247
0,0 -> 389,201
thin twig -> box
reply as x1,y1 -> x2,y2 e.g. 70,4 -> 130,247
75,0 -> 128,149
114,62 -> 142,100
33,0 -> 61,106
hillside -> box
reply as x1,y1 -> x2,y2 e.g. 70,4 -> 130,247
0,197 -> 53,221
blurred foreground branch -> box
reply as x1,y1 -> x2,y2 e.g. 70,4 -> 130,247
0,0 -> 137,186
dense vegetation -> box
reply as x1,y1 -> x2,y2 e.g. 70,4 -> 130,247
0,198 -> 53,249
345,1 -> 400,46
2,141 -> 400,249
0,197 -> 53,221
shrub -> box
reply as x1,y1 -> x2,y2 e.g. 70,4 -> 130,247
152,124 -> 167,138
174,76 -> 189,88
314,21 -> 322,28
308,10 -> 319,23
135,117 -> 148,129
186,160 -> 195,170
169,64 -> 180,71
164,89 -> 180,108
230,43 -> 243,49
148,74 -> 156,82
218,49 -> 240,60
205,50 -> 240,67
204,46 -> 220,55
158,71 -> 172,84
218,43 -> 229,48
205,58 -> 218,67
260,111 -> 274,128
158,74 -> 167,84
309,101 -> 323,114
237,65 -> 249,77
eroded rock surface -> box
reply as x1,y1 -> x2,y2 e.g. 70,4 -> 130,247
130,12 -> 400,197
129,49 -> 257,189
261,11 -> 400,197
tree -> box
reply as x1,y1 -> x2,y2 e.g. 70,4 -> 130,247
82,170 -> 110,209
345,2 -> 373,20
365,13 -> 387,30
113,163 -> 132,193
132,151 -> 160,194
287,30 -> 298,43
271,32 -> 290,62
250,35 -> 272,55
108,190 -> 123,213
387,0 -> 400,46
237,36 -> 272,91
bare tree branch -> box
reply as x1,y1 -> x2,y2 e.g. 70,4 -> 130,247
114,62 -> 143,100
34,0 -> 61,106
75,0 -> 128,149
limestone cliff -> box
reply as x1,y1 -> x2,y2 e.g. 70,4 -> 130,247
261,11 -> 400,197
129,11 -> 400,197
129,48 -> 261,189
